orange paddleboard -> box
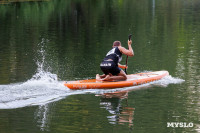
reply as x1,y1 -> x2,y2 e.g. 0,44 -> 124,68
64,71 -> 169,90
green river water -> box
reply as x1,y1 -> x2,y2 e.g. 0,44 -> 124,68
0,0 -> 200,132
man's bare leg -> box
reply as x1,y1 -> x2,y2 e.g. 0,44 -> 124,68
101,75 -> 110,81
96,74 -> 106,80
102,70 -> 127,81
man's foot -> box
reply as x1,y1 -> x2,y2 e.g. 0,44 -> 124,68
102,75 -> 110,81
96,74 -> 101,80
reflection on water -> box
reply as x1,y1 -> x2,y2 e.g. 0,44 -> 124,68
35,104 -> 50,131
175,31 -> 200,132
96,75 -> 184,128
99,90 -> 134,128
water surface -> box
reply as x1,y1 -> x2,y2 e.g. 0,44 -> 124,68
0,0 -> 200,132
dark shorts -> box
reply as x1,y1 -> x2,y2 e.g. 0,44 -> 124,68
100,61 -> 121,76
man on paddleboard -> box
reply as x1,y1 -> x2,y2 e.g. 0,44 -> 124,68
96,39 -> 134,81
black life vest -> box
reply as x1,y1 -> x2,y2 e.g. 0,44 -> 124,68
103,47 -> 122,64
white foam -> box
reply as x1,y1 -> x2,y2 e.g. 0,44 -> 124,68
0,41 -> 71,109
